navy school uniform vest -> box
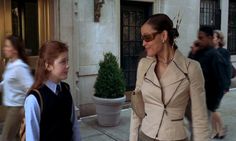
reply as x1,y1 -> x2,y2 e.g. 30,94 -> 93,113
29,82 -> 73,141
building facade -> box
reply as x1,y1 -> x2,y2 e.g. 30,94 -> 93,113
0,0 -> 235,117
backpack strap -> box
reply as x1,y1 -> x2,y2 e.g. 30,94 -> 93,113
30,89 -> 43,113
19,89 -> 43,141
61,82 -> 70,91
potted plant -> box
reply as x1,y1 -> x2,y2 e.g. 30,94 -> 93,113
93,52 -> 126,126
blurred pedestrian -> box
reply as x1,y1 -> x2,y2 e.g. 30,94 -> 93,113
24,41 -> 81,141
0,35 -> 33,141
191,26 -> 228,139
213,30 -> 231,92
129,14 -> 209,141
188,40 -> 200,59
210,30 -> 231,139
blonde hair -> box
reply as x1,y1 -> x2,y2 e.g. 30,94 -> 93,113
214,30 -> 225,47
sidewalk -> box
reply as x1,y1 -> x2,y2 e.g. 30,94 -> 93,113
80,109 -> 130,141
1,90 -> 236,141
80,90 -> 236,141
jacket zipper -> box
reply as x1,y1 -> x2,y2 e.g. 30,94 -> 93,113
151,60 -> 190,140
154,80 -> 166,140
154,105 -> 166,140
165,79 -> 185,106
154,79 -> 185,140
171,118 -> 184,121
144,77 -> 161,88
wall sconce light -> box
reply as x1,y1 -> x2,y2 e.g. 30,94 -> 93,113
94,0 -> 105,22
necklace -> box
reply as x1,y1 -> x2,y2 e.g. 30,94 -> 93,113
157,57 -> 174,65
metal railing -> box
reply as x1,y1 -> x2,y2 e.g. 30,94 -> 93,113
121,2 -> 152,90
200,0 -> 221,29
228,1 -> 236,55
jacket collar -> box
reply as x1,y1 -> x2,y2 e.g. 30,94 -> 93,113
145,50 -> 189,87
172,49 -> 189,74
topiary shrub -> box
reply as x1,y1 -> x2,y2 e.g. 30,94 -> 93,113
94,52 -> 126,98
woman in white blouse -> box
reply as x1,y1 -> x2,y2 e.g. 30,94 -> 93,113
0,35 -> 33,141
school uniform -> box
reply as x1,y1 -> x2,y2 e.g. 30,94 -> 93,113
24,80 -> 81,141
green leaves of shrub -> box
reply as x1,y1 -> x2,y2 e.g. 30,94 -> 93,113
94,52 -> 126,98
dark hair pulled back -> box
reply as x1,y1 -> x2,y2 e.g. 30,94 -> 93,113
144,13 -> 179,48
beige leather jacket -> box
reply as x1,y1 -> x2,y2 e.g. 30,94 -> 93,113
129,50 -> 209,141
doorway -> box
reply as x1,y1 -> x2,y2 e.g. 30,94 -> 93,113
120,1 -> 152,91
0,0 -> 54,120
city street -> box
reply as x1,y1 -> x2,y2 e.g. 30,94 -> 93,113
0,0 -> 235,141
0,90 -> 236,141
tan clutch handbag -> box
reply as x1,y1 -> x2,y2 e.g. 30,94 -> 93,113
131,89 -> 146,119
131,58 -> 154,119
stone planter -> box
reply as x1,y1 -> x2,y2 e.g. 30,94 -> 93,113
92,95 -> 126,126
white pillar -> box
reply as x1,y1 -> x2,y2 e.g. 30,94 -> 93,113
156,0 -> 201,56
220,0 -> 229,49
58,0 -> 80,115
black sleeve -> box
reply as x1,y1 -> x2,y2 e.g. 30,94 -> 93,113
61,82 -> 71,91
210,53 -> 227,111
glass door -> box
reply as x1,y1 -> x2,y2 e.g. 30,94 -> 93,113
0,0 -> 54,117
11,0 -> 39,55
121,1 -> 152,91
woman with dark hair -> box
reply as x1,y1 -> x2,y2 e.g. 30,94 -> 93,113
188,40 -> 200,59
0,35 -> 33,141
129,14 -> 209,141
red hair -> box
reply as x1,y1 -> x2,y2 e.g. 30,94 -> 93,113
31,41 -> 68,89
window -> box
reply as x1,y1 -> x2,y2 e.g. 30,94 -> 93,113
11,0 -> 39,56
200,0 -> 221,29
121,1 -> 152,90
228,0 -> 236,54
